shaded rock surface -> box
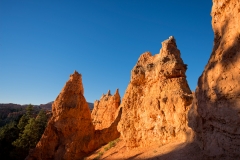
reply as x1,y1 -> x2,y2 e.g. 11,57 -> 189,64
91,89 -> 121,130
26,71 -> 121,160
117,37 -> 193,148
194,0 -> 240,158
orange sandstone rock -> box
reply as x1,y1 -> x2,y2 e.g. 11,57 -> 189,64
194,0 -> 240,158
26,71 -> 121,160
91,89 -> 121,130
117,36 -> 193,148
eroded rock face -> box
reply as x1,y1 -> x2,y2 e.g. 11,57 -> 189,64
27,71 -> 121,160
117,37 -> 193,148
194,0 -> 240,158
91,89 -> 121,130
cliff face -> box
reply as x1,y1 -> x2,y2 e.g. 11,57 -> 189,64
91,89 -> 121,130
117,37 -> 193,148
27,71 -> 121,160
194,0 -> 240,158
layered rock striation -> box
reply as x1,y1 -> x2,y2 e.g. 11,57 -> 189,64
194,0 -> 240,158
91,89 -> 121,130
117,36 -> 193,148
27,71 -> 121,160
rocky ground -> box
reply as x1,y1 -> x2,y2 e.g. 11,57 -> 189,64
85,138 -> 203,160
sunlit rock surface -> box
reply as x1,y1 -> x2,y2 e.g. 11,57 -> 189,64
91,89 -> 121,130
26,71 -> 121,160
118,37 -> 193,148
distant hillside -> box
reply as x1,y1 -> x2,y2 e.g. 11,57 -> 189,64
0,102 -> 94,127
0,103 -> 38,127
39,101 -> 94,111
38,102 -> 53,110
87,102 -> 94,111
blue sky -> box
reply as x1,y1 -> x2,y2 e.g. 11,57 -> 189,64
0,0 -> 213,105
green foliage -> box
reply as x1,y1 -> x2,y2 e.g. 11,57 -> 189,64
13,118 -> 39,149
17,104 -> 34,132
0,121 -> 19,140
104,145 -> 110,151
0,121 -> 19,160
17,114 -> 29,132
36,110 -> 47,134
0,105 -> 48,160
109,140 -> 116,148
25,104 -> 34,118
13,110 -> 48,150
93,152 -> 103,160
104,138 -> 120,152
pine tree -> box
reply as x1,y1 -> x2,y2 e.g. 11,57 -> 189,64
13,118 -> 39,149
17,104 -> 34,132
11,105 -> 44,160
35,110 -> 48,135
12,109 -> 48,150
0,121 -> 19,159
25,104 -> 33,117
0,105 -> 48,160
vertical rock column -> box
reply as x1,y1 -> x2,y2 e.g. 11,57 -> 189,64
118,37 -> 193,148
27,71 -> 121,160
195,0 -> 240,158
91,89 -> 121,130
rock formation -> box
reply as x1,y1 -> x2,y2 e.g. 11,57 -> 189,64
194,0 -> 240,158
117,36 -> 193,148
91,89 -> 121,130
26,71 -> 121,160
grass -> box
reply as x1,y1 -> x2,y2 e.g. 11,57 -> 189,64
104,145 -> 110,151
93,152 -> 103,160
109,140 -> 116,148
94,138 -> 120,159
104,138 -> 120,151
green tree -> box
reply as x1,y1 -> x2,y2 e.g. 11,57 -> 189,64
0,121 -> 19,160
12,109 -> 48,156
17,104 -> 34,132
25,104 -> 33,117
36,110 -> 48,135
13,118 -> 39,149
0,105 -> 48,160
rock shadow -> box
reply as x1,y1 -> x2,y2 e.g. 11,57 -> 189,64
146,142 -> 203,160
189,11 -> 240,158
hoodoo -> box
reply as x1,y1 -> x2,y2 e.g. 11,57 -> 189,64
26,71 -> 121,160
117,36 -> 193,148
91,89 -> 121,130
194,0 -> 240,158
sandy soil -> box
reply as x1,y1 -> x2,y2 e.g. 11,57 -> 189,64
85,138 -> 203,160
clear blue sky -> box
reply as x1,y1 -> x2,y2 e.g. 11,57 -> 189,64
0,0 -> 213,105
